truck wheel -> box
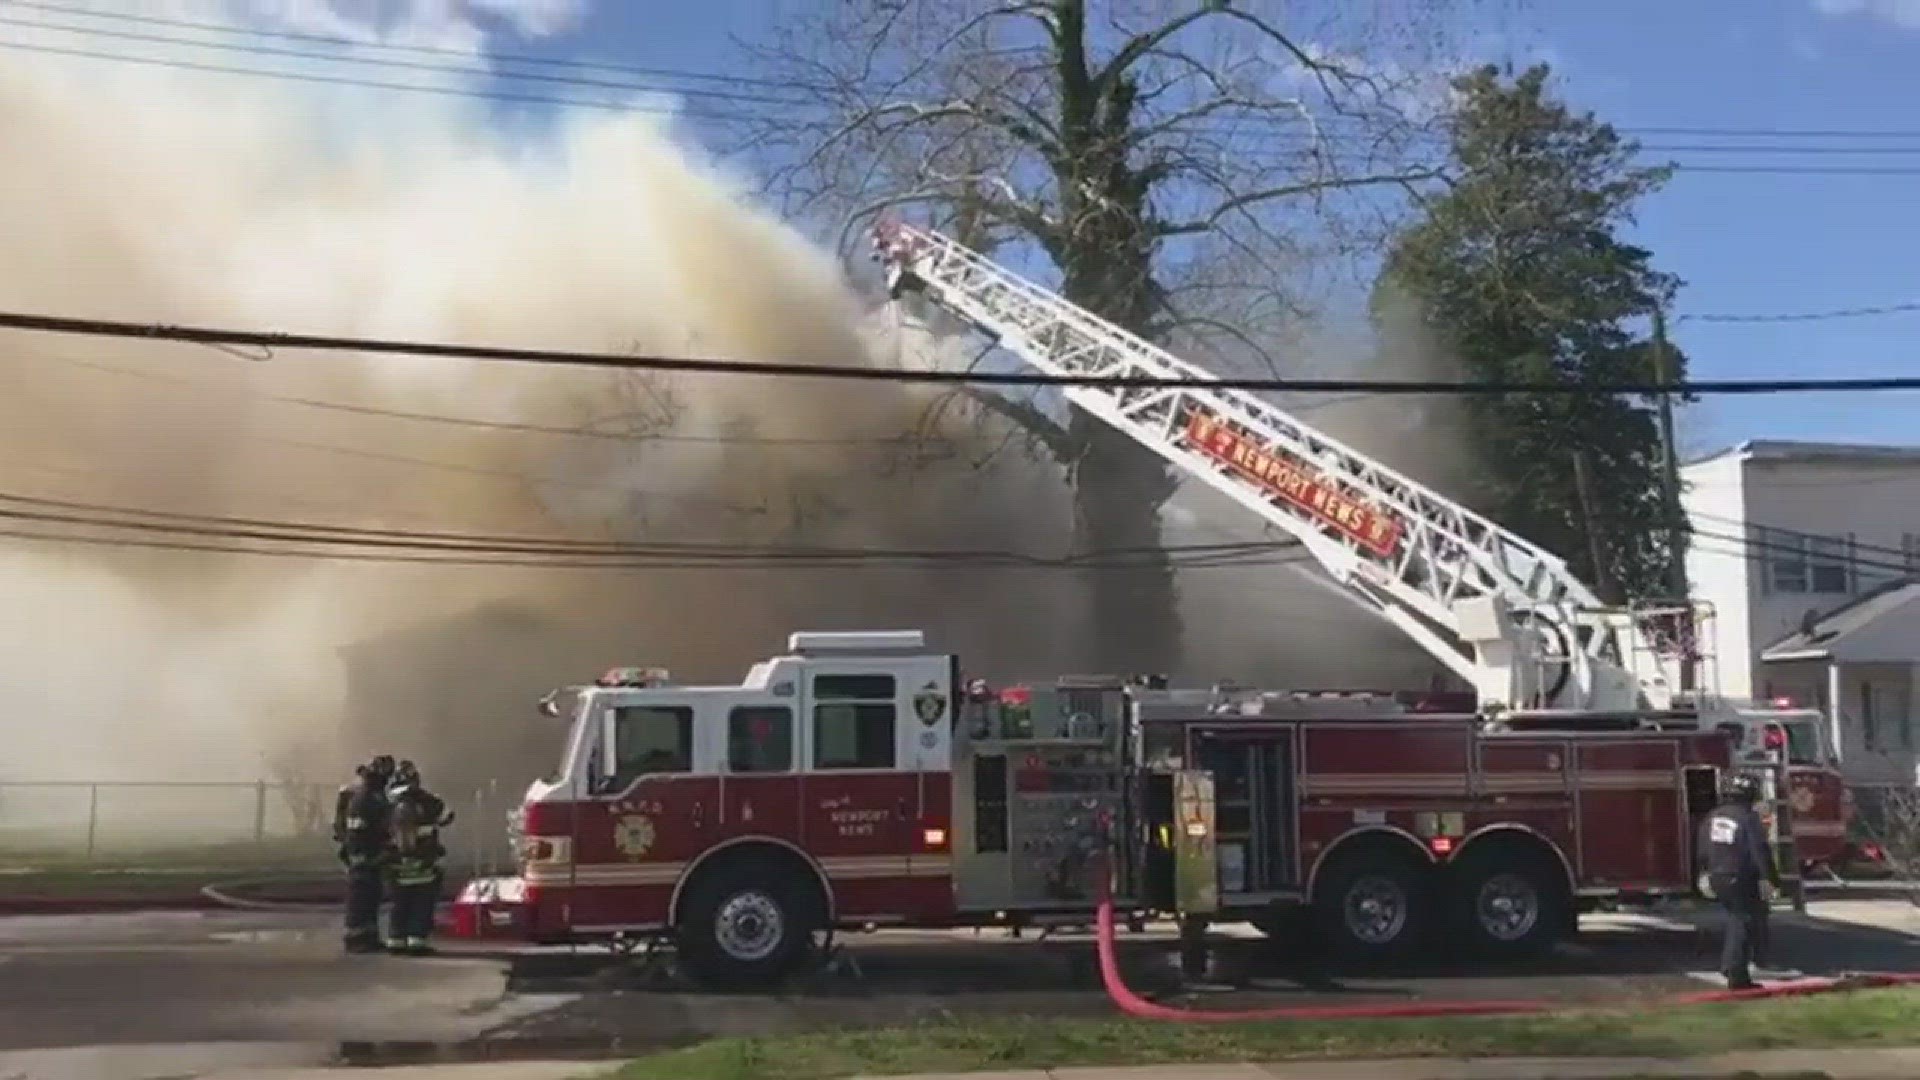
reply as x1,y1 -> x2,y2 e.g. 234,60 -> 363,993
675,861 -> 818,990
1312,850 -> 1431,959
1446,847 -> 1566,958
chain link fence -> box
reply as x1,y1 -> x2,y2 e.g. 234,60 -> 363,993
0,779 -> 521,878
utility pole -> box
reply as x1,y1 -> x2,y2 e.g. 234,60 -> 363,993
1652,306 -> 1688,600
1571,450 -> 1617,604
1651,306 -> 1696,693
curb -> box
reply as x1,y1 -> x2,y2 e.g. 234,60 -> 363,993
0,891 -> 342,916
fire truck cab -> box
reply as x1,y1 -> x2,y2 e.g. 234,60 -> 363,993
452,629 -> 1829,990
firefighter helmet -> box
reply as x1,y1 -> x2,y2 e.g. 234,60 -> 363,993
1723,772 -> 1761,804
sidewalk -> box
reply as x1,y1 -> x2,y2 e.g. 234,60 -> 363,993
21,1048 -> 1913,1080
847,1046 -> 1920,1079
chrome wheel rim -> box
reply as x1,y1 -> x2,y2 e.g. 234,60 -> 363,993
714,891 -> 784,962
1343,874 -> 1409,945
1477,872 -> 1540,942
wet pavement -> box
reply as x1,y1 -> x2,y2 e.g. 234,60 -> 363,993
485,900 -> 1920,1045
0,910 -> 576,1055
0,899 -> 1914,1075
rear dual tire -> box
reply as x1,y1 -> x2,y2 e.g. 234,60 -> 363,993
1307,843 -> 1566,960
1313,851 -> 1433,960
1444,847 -> 1567,959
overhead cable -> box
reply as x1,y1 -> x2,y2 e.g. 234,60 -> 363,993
3,311 -> 1919,395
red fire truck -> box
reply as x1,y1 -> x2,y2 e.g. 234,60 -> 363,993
446,221 -> 1854,983
451,630 -> 1768,988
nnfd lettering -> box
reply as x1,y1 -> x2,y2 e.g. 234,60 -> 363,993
1183,411 -> 1403,558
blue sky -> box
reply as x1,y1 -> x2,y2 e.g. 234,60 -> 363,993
491,0 -> 1915,458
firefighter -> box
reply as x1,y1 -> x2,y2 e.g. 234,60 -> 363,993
1700,772 -> 1782,990
384,760 -> 454,955
338,754 -> 397,954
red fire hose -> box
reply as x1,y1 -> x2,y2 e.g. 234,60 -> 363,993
1091,891 -> 1920,1022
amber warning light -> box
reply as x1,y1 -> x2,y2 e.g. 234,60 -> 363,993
1182,411 -> 1403,557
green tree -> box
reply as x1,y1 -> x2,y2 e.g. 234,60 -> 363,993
1375,63 -> 1683,603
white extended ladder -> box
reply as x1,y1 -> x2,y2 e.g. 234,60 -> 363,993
872,220 -> 1677,713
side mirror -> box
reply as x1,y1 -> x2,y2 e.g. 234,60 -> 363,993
537,690 -> 561,718
439,811 -> 457,827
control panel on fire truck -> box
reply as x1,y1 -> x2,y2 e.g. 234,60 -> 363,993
950,678 -> 1130,911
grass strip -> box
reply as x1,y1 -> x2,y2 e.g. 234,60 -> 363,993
603,986 -> 1919,1080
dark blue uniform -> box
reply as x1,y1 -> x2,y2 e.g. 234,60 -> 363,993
1699,796 -> 1779,989
336,774 -> 393,952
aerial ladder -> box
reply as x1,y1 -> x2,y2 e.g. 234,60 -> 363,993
869,219 -> 1763,725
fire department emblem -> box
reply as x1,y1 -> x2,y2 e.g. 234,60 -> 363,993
613,814 -> 656,859
1790,785 -> 1816,815
914,682 -> 947,727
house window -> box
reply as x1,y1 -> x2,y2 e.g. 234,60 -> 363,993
812,674 -> 897,770
728,705 -> 794,774
1865,680 -> 1918,753
1763,528 -> 1851,595
1807,534 -> 1851,594
1764,528 -> 1807,593
1862,683 -> 1881,753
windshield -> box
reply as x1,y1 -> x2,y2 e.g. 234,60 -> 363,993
1782,719 -> 1823,767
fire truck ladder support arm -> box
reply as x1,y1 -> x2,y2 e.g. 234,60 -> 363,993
873,220 -> 1665,713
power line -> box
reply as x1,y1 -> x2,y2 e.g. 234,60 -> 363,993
1680,300 -> 1920,324
0,10 -> 808,110
0,36 -> 755,122
14,11 -> 1920,160
0,0 -> 830,94
0,489 -> 1306,571
9,482 -> 1913,593
6,309 -> 1920,396
2,16 -> 1919,178
20,2 -> 1920,146
39,352 -> 998,450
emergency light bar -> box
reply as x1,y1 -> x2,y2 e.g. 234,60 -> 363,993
596,666 -> 672,688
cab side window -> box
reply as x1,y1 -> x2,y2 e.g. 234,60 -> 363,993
728,705 -> 794,773
605,705 -> 693,791
812,674 -> 896,770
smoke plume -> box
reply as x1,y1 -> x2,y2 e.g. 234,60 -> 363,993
0,3 -> 1456,806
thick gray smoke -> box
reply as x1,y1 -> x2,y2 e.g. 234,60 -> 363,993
0,3 -> 1463,800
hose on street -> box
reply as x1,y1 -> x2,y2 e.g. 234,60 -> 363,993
200,879 -> 339,913
1091,886 -> 1920,1022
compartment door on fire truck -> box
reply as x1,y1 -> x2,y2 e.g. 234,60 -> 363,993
799,663 -> 945,916
1192,728 -> 1299,895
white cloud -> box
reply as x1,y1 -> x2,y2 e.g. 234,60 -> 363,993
469,0 -> 585,37
214,0 -> 586,54
1811,0 -> 1920,29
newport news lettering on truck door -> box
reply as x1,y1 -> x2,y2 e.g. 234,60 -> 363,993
1182,410 -> 1403,558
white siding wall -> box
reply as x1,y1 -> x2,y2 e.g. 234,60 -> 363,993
1680,453 -> 1757,698
1684,446 -> 1920,787
1742,458 -> 1920,659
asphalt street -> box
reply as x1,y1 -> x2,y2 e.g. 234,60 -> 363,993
0,899 -> 1915,1068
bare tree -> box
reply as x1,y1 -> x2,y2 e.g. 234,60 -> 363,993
263,741 -> 333,840
1852,785 -> 1920,902
735,0 -> 1479,673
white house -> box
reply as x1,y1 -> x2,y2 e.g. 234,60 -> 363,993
1680,440 -> 1920,788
